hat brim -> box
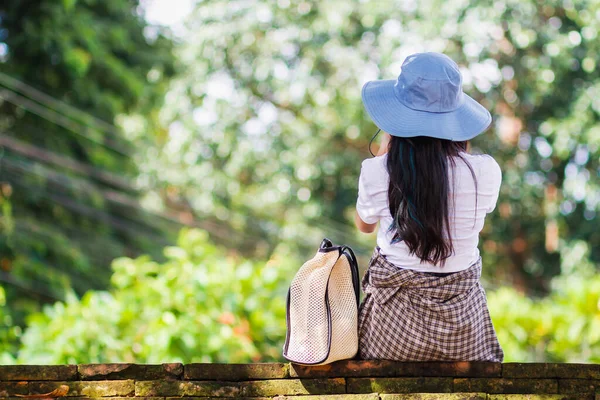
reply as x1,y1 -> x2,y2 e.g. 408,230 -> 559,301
361,80 -> 492,141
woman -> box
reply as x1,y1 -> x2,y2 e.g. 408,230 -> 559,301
355,52 -> 504,362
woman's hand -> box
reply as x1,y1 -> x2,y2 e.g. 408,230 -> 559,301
377,132 -> 392,156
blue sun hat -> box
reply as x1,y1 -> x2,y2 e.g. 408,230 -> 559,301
361,52 -> 492,141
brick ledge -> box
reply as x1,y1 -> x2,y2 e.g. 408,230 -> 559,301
1,362 -> 599,399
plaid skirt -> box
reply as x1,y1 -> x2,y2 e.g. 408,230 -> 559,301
358,247 -> 504,362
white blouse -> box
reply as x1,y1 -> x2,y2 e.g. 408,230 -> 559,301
356,152 -> 502,273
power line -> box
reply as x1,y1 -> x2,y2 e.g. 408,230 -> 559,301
3,157 -> 369,259
1,161 -> 182,250
13,219 -> 119,272
0,88 -> 131,156
0,71 -> 123,139
0,271 -> 64,303
3,158 -> 376,286
0,77 -> 369,255
1,255 -> 93,296
1,134 -> 372,257
1,164 -> 238,245
0,139 -> 258,248
0,130 -> 370,258
3,171 -> 169,243
0,135 -> 237,244
1,155 -> 153,218
0,133 -> 135,192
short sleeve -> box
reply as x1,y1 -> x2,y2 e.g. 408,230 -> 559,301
356,158 -> 389,224
484,156 -> 502,213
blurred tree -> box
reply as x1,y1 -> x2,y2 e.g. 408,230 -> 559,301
470,0 -> 600,293
130,0 -> 599,293
15,229 -> 292,364
0,0 -> 176,344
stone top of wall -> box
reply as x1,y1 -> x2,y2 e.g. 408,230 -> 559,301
1,361 -> 599,399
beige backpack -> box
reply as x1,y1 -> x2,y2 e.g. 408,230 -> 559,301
283,238 -> 360,365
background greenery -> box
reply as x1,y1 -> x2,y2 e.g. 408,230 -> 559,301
0,0 -> 598,363
0,0 -> 177,329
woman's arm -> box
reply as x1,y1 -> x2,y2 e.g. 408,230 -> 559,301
354,210 -> 377,233
355,131 -> 390,233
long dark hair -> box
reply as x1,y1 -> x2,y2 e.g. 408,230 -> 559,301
386,135 -> 477,266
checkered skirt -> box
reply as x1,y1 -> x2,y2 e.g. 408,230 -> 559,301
358,247 -> 504,362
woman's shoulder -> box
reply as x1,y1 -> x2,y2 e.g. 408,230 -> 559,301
360,154 -> 389,183
361,153 -> 388,170
461,152 -> 498,167
461,153 -> 502,184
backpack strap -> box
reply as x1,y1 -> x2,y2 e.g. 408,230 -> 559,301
341,245 -> 360,308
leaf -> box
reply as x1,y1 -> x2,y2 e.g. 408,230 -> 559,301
62,0 -> 77,12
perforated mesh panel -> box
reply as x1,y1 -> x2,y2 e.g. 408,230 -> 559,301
326,254 -> 359,363
285,249 -> 358,365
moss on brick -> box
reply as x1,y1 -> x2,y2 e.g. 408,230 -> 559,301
79,363 -> 183,380
453,378 -> 559,394
347,377 -> 453,394
56,398 -> 165,400
3,362 -> 600,399
503,364 -> 600,380
184,363 -> 289,380
502,365 -> 551,379
39,380 -> 133,397
27,380 -> 135,397
0,381 -> 28,397
488,395 -> 594,400
276,395 -> 379,400
165,397 -> 272,400
241,378 -> 346,396
381,394 -> 487,400
135,380 -> 241,397
0,365 -> 77,381
291,361 -> 501,379
557,379 -> 600,394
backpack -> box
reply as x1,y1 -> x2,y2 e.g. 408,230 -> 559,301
282,238 -> 360,365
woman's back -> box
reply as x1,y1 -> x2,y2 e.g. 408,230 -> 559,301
357,152 -> 501,272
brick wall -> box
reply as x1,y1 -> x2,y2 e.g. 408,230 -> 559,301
1,361 -> 599,399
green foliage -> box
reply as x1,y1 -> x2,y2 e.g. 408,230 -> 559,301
488,240 -> 600,362
0,0 -> 177,344
0,285 -> 19,364
12,230 -> 600,364
132,0 -> 599,293
16,229 -> 293,364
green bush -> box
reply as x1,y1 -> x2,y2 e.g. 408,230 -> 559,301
488,241 -> 600,362
13,232 -> 600,364
0,286 -> 19,364
16,229 -> 295,364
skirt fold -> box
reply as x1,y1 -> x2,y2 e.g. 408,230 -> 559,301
358,247 -> 504,362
